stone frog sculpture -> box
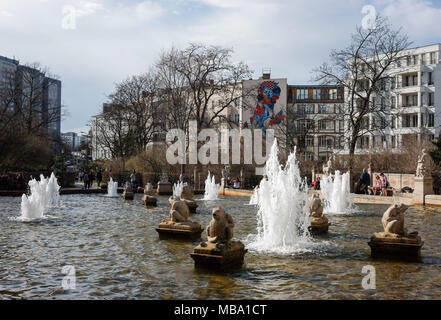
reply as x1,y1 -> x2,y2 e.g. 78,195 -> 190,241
142,183 -> 157,206
191,207 -> 246,269
169,198 -> 190,222
309,194 -> 324,218
180,183 -> 198,213
122,181 -> 134,200
308,194 -> 329,234
368,203 -> 423,259
144,183 -> 155,196
206,207 -> 234,243
381,203 -> 409,236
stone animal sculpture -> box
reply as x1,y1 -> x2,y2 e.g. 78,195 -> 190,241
381,203 -> 409,236
180,183 -> 193,200
206,207 -> 234,243
309,194 -> 324,218
144,183 -> 155,196
169,199 -> 190,222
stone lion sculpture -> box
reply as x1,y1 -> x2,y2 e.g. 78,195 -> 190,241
169,199 -> 190,222
381,203 -> 409,236
206,207 -> 234,243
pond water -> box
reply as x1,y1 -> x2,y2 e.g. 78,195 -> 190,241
1,194 -> 441,299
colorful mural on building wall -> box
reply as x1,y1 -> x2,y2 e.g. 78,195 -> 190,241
243,80 -> 285,132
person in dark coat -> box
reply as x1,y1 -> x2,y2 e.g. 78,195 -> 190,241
359,168 -> 371,195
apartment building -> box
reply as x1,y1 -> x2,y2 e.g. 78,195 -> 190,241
346,43 -> 440,153
0,55 -> 62,149
287,85 -> 345,161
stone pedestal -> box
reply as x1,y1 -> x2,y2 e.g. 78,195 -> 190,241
122,191 -> 134,200
368,232 -> 423,261
413,176 -> 433,205
142,194 -> 157,206
156,221 -> 202,240
183,200 -> 198,213
190,241 -> 247,270
157,181 -> 173,195
308,217 -> 330,235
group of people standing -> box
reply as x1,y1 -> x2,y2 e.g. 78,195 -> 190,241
358,169 -> 389,196
79,170 -> 103,190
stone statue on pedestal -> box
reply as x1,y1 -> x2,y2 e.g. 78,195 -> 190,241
308,194 -> 330,234
191,207 -> 247,269
368,203 -> 423,259
155,197 -> 202,240
180,183 -> 198,213
416,149 -> 431,178
142,183 -> 157,206
122,181 -> 134,200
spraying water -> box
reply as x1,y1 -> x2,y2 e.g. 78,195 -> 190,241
248,187 -> 259,205
18,173 -> 60,221
320,171 -> 354,214
107,177 -> 119,197
247,139 -> 315,254
203,171 -> 220,201
173,181 -> 184,198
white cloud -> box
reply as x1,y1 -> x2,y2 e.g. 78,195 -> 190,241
380,0 -> 441,42
1,0 -> 439,132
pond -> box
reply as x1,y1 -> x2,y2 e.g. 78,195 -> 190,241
1,194 -> 441,299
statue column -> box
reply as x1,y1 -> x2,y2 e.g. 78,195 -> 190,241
413,149 -> 434,205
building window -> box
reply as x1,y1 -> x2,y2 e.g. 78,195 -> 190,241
329,89 -> 337,100
391,96 -> 396,109
234,114 -> 239,123
391,136 -> 396,148
402,114 -> 418,128
430,52 -> 437,64
319,136 -> 334,148
319,104 -> 333,114
298,119 -> 313,133
298,135 -> 314,148
428,113 -> 434,127
339,120 -> 344,132
297,104 -> 314,114
428,93 -> 434,106
428,72 -> 434,85
296,89 -> 308,100
313,89 -> 323,100
390,77 -> 396,89
319,120 -> 334,131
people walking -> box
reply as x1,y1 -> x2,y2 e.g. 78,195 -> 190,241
359,168 -> 371,195
96,170 -> 102,188
372,175 -> 382,195
380,173 -> 388,196
83,172 -> 89,190
130,170 -> 136,189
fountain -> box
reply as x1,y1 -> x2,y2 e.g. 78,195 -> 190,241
173,181 -> 184,198
191,207 -> 247,269
368,204 -> 423,260
18,173 -> 60,221
107,178 -> 119,197
247,139 -> 314,254
248,186 -> 259,205
156,197 -> 202,240
320,170 -> 354,214
203,171 -> 220,201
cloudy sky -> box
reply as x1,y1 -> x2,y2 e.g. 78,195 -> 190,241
1,0 -> 440,133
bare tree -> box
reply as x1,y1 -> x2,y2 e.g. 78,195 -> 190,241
0,63 -> 63,168
172,43 -> 252,130
313,15 -> 411,170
